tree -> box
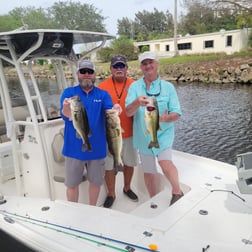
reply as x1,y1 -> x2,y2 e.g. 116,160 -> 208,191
0,1 -> 107,32
97,36 -> 138,62
0,15 -> 21,32
207,0 -> 252,28
110,36 -> 138,60
180,1 -> 217,34
117,18 -> 134,38
181,0 -> 241,34
9,7 -> 54,29
207,0 -> 252,14
49,1 -> 106,32
96,47 -> 114,62
117,8 -> 173,41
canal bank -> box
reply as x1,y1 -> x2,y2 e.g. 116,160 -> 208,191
3,55 -> 252,84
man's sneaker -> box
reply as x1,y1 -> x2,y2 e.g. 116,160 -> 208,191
103,196 -> 115,208
170,192 -> 184,206
123,189 -> 138,202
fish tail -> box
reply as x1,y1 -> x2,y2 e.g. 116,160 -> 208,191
148,141 -> 160,149
113,158 -> 123,175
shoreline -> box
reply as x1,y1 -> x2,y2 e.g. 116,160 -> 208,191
4,56 -> 252,84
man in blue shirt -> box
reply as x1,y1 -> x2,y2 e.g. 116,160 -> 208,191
60,60 -> 120,206
125,51 -> 184,205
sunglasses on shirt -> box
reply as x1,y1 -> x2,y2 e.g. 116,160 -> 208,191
79,68 -> 94,75
112,63 -> 126,69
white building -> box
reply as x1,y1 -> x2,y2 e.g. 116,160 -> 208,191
134,28 -> 251,57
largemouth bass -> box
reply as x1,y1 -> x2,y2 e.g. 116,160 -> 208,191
144,97 -> 161,149
69,96 -> 92,152
105,109 -> 123,174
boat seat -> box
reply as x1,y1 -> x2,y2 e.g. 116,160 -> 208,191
51,128 -> 65,163
51,128 -> 87,184
0,134 -> 9,143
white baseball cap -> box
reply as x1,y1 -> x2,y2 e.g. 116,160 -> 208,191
139,51 -> 158,63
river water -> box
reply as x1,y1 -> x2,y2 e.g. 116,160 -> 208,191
173,82 -> 252,165
3,78 -> 252,165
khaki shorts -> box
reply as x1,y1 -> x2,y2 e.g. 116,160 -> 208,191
105,137 -> 139,171
139,148 -> 172,174
64,157 -> 105,187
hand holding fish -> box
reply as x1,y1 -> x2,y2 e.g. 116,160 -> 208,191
112,103 -> 122,115
125,95 -> 150,117
138,95 -> 150,106
62,98 -> 71,118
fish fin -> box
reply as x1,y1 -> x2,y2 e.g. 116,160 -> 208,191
76,132 -> 81,139
87,143 -> 92,152
82,143 -> 88,152
88,129 -> 92,137
148,141 -> 160,149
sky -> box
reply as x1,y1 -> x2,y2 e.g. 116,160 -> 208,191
0,0 -> 176,35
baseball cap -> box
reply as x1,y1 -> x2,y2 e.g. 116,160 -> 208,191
139,51 -> 158,63
77,60 -> 95,71
111,55 -> 127,66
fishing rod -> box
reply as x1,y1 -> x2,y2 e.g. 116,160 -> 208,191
0,210 -> 159,252
3,214 -> 127,252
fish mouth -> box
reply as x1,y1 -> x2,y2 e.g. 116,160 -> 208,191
146,106 -> 156,112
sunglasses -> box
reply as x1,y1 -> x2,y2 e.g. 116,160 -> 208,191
112,63 -> 126,69
79,68 -> 94,75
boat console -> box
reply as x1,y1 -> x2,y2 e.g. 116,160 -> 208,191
236,152 -> 252,194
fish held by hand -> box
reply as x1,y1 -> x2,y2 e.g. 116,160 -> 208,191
106,109 -> 123,174
69,95 -> 92,152
144,97 -> 161,149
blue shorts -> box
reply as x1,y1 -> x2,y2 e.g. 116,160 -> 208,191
64,157 -> 105,187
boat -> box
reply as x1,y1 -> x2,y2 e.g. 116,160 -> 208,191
0,28 -> 252,252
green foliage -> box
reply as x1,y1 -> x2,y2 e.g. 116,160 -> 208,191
248,30 -> 252,47
97,36 -> 138,62
49,1 -> 106,31
110,36 -> 138,61
0,1 -> 106,32
117,8 -> 173,41
236,13 -> 252,28
140,45 -> 150,53
0,15 -> 21,31
97,47 -> 114,62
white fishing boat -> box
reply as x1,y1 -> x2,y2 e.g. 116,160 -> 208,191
0,28 -> 252,252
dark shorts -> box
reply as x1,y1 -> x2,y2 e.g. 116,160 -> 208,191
64,157 -> 105,187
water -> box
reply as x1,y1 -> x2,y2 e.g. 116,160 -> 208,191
173,82 -> 252,165
2,78 -> 252,165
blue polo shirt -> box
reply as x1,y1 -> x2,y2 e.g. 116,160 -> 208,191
125,76 -> 182,156
60,85 -> 113,160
